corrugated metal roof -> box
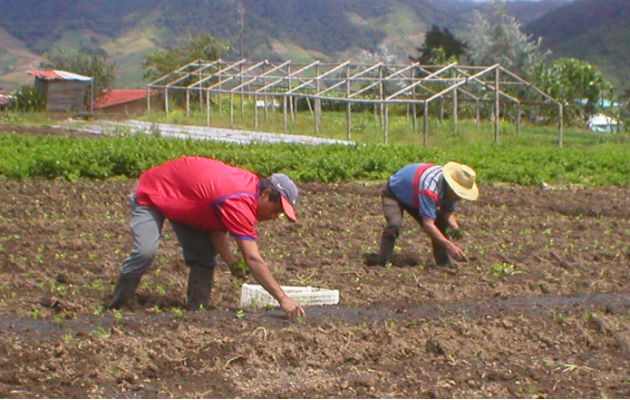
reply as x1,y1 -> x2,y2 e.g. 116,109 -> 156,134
93,89 -> 155,109
28,70 -> 93,82
0,94 -> 13,106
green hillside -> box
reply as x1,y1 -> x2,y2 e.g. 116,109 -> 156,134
525,0 -> 630,91
1,0 -> 625,93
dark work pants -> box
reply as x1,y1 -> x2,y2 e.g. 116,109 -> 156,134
119,193 -> 216,308
379,185 -> 452,266
121,194 -> 217,276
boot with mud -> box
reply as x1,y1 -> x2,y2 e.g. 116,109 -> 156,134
374,227 -> 398,266
432,241 -> 458,268
187,265 -> 215,311
107,273 -> 141,309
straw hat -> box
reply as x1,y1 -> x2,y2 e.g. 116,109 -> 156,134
443,162 -> 479,201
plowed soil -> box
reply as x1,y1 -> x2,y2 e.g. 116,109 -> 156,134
0,129 -> 628,398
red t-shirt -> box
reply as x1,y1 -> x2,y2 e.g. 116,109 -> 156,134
135,156 -> 259,240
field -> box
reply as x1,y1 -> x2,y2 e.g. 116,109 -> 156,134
0,170 -> 628,397
0,120 -> 628,398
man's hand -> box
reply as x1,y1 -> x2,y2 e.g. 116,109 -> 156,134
279,297 -> 305,319
446,241 -> 468,262
228,258 -> 249,279
447,227 -> 465,240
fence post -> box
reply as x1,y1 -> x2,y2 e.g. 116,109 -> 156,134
494,67 -> 500,143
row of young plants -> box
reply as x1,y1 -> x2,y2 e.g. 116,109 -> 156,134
0,133 -> 627,186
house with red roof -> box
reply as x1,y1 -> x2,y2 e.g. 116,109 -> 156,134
93,89 -> 159,116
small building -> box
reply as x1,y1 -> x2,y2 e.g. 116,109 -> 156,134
28,70 -> 93,112
93,89 -> 158,116
588,113 -> 622,133
0,87 -> 13,111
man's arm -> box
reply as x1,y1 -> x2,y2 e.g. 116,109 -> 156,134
421,216 -> 467,261
443,211 -> 460,231
210,231 -> 249,279
235,238 -> 305,319
210,231 -> 238,265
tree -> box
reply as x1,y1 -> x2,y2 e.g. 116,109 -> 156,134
42,49 -> 116,96
465,0 -> 549,79
359,44 -> 399,65
7,85 -> 46,112
410,25 -> 466,65
142,34 -> 230,82
536,58 -> 614,123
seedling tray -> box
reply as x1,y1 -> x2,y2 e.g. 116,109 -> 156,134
240,284 -> 339,308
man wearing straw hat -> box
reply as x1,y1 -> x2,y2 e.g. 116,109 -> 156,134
370,161 -> 479,267
107,156 -> 305,319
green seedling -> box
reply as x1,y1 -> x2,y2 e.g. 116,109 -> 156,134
170,307 -> 184,319
91,326 -> 111,339
492,262 -> 523,276
230,259 -> 250,278
235,309 -> 245,319
62,330 -> 75,343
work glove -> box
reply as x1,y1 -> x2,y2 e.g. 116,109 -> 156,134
228,258 -> 249,279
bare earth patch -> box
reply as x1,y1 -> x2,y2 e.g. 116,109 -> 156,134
0,128 -> 628,398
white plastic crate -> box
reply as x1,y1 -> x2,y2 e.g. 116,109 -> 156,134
240,284 -> 339,308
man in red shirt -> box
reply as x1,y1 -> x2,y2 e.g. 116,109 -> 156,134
107,156 -> 305,319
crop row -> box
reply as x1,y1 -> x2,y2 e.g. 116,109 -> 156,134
0,134 -> 628,186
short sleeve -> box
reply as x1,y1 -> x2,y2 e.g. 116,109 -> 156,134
217,196 -> 258,240
418,190 -> 439,220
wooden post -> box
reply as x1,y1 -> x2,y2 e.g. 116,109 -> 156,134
240,64 -> 245,120
412,68 -> 417,135
283,96 -> 288,133
379,67 -> 384,130
475,99 -> 480,128
263,66 -> 269,122
254,95 -> 259,129
384,104 -> 389,144
199,71 -> 203,112
423,101 -> 429,147
206,90 -> 211,126
230,93 -> 234,127
516,103 -> 521,136
453,89 -> 458,133
288,65 -> 294,124
186,89 -> 190,117
346,64 -> 351,139
147,87 -> 151,114
314,65 -> 321,134
218,78 -> 223,114
494,67 -> 500,143
558,104 -> 564,147
165,88 -> 169,118
412,103 -> 417,135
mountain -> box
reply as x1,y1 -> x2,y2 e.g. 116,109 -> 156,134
524,0 -> 630,90
2,0 -> 624,94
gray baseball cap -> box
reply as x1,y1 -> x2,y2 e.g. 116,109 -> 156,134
269,173 -> 298,221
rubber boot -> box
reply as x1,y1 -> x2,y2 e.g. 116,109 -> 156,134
377,228 -> 398,266
187,265 -> 214,311
432,241 -> 457,268
107,273 -> 142,309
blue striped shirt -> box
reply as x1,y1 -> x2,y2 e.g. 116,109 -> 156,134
388,163 -> 457,219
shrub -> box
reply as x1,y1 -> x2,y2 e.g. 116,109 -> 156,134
7,85 -> 46,112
